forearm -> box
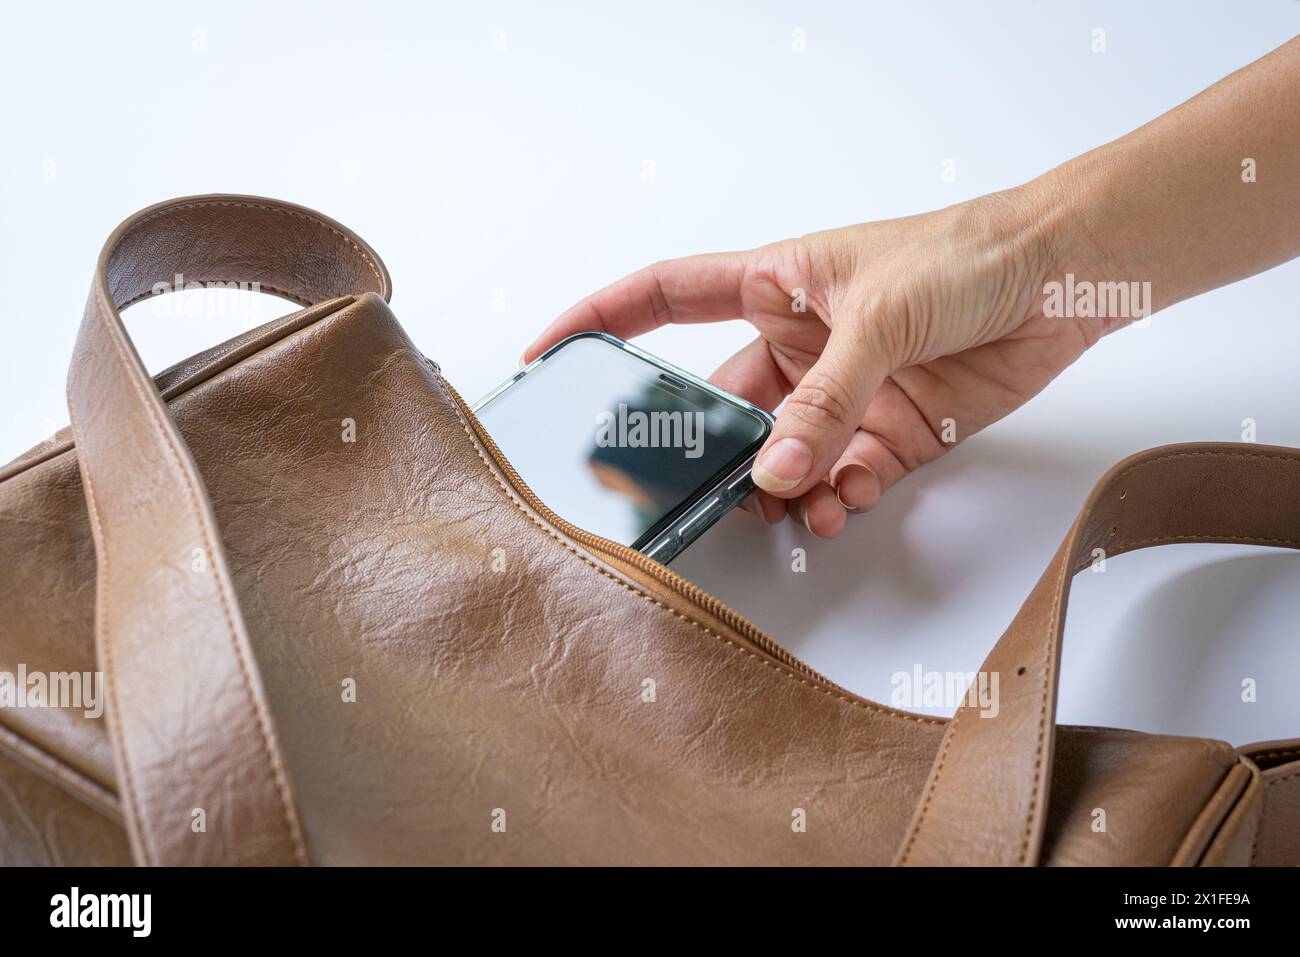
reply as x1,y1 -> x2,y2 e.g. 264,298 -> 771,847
1030,35 -> 1300,312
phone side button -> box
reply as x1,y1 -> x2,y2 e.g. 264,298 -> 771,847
644,536 -> 679,563
726,472 -> 756,500
679,499 -> 724,540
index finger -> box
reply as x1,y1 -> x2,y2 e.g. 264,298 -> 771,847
523,251 -> 751,362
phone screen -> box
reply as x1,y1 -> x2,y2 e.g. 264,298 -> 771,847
475,335 -> 770,548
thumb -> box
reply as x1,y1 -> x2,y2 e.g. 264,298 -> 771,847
751,325 -> 887,499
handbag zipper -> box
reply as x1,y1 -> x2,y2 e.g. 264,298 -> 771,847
433,363 -> 850,691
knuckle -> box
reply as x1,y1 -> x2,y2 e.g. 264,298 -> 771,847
845,287 -> 909,358
642,264 -> 674,324
785,375 -> 855,432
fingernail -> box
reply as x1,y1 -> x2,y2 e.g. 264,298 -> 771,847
519,349 -> 531,369
835,464 -> 879,512
752,438 -> 813,493
763,500 -> 786,526
794,499 -> 811,532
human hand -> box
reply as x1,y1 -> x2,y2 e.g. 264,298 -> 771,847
525,184 -> 1117,537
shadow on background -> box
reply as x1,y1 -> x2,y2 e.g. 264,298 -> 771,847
675,430 -> 1300,744
675,429 -> 1122,649
1061,550 -> 1300,745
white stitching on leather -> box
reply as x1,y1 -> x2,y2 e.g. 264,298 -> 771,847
87,285 -> 309,866
114,199 -> 386,300
65,388 -> 152,863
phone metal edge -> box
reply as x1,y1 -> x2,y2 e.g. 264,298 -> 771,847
474,332 -> 775,564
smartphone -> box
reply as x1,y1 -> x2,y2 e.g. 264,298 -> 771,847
474,333 -> 774,563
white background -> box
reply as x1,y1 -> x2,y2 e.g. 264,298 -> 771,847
4,1 -> 1298,744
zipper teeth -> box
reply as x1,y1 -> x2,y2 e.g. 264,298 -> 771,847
437,368 -> 840,687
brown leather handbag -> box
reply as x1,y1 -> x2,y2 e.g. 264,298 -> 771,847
1,195 -> 1297,866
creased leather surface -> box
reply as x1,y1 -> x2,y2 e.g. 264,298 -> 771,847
0,194 -> 1287,866
1241,739 -> 1300,865
1041,729 -> 1236,866
0,749 -> 130,866
0,290 -> 1255,866
59,196 -> 400,866
1254,767 -> 1300,866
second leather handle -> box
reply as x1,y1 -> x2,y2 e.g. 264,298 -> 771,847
895,442 -> 1300,865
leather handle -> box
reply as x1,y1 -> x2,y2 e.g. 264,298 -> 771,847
895,443 -> 1300,865
66,195 -> 390,865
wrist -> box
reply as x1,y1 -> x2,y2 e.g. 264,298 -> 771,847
1007,156 -> 1169,334
1010,163 -> 1120,287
